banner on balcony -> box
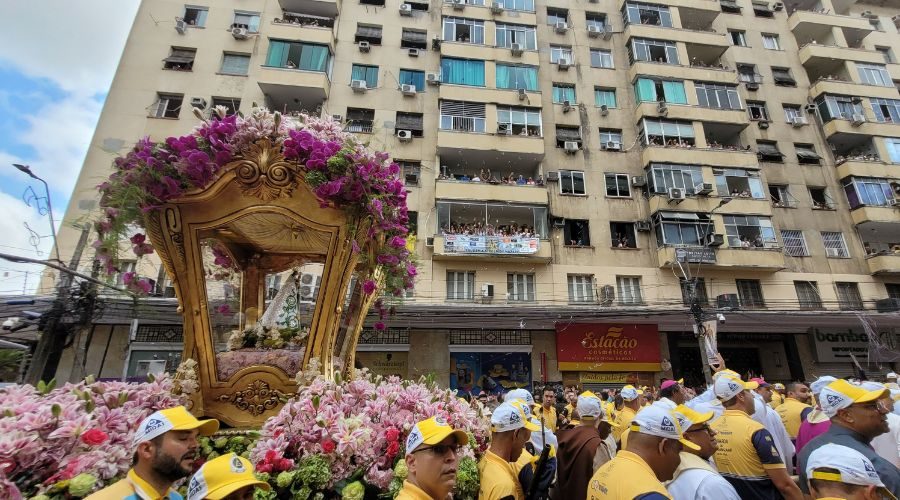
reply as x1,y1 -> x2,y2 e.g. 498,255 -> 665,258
443,235 -> 539,254
556,323 -> 662,371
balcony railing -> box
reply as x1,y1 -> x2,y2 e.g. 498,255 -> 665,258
442,234 -> 541,255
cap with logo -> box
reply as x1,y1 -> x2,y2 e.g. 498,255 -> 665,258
187,453 -> 270,500
887,372 -> 898,380
810,376 -> 837,395
806,443 -> 897,499
819,379 -> 888,418
660,378 -> 683,391
576,394 -> 619,427
133,406 -> 219,448
620,385 -> 644,402
491,402 -> 540,433
713,369 -> 740,380
405,415 -> 470,455
860,381 -> 888,393
508,400 -> 543,429
713,376 -> 758,400
629,403 -> 700,451
673,404 -> 714,431
504,388 -> 535,406
773,383 -> 785,391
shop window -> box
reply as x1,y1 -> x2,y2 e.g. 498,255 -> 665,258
610,222 -> 636,248
563,219 -> 590,246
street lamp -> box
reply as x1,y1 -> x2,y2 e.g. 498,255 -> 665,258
13,164 -> 62,265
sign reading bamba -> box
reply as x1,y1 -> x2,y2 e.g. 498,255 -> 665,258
556,323 -> 661,372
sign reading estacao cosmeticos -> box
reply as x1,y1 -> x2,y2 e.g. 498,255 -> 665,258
556,323 -> 662,372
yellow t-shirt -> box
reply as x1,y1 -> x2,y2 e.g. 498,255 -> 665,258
775,397 -> 812,438
396,481 -> 433,500
479,449 -> 524,500
769,392 -> 784,408
612,406 -> 637,442
533,405 -> 558,432
85,469 -> 180,500
587,450 -> 672,500
711,409 -> 786,499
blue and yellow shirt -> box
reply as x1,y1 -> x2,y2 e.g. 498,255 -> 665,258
587,450 -> 672,500
85,469 -> 182,500
479,449 -> 524,500
711,409 -> 785,500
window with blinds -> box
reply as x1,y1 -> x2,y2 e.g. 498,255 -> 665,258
617,276 -> 642,305
396,112 -> 424,134
794,281 -> 823,310
164,47 -> 196,70
401,29 -> 428,49
555,126 -> 581,146
220,53 -> 250,75
794,144 -> 821,164
736,279 -> 765,309
822,232 -> 849,258
771,67 -> 796,86
446,271 -> 475,300
439,101 -> 486,133
355,24 -> 383,43
836,282 -> 864,310
781,230 -> 808,256
568,275 -> 595,303
508,273 -> 535,302
756,141 -> 784,162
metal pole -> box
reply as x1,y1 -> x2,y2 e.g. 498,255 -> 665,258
37,175 -> 62,265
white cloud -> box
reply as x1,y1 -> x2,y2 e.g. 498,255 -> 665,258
0,191 -> 56,296
0,0 -> 140,96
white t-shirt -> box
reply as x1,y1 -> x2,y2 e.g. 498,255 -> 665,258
667,453 -> 741,500
872,412 -> 900,468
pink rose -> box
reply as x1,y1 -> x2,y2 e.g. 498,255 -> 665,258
321,439 -> 336,453
80,428 -> 109,446
384,428 -> 400,442
386,441 -> 400,457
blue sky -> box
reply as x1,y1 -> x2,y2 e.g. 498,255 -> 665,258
0,1 -> 139,295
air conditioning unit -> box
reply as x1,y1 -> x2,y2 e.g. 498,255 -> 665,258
401,84 -> 417,96
635,220 -> 652,232
517,88 -> 527,100
547,171 -> 559,181
231,26 -> 249,39
825,247 -> 843,257
555,21 -> 568,33
452,0 -> 465,9
667,187 -> 685,202
564,141 -> 580,153
631,176 -> 647,187
587,25 -> 602,38
175,19 -> 188,34
804,103 -> 818,112
558,57 -> 572,70
603,141 -> 621,151
491,1 -> 503,13
600,104 -> 609,116
351,79 -> 368,92
331,114 -> 344,123
772,1 -> 783,10
400,3 -> 413,15
889,198 -> 900,207
552,217 -> 566,227
600,285 -> 615,306
656,101 -> 668,115
851,113 -> 866,126
481,283 -> 494,298
190,97 -> 208,109
791,116 -> 808,127
716,293 -> 740,310
876,298 -> 900,313
299,273 -> 321,301
758,120 -> 770,130
432,36 -> 442,51
602,29 -> 613,41
359,41 -> 371,52
746,82 -> 759,91
563,100 -> 572,112
695,183 -> 713,195
426,72 -> 441,85
705,233 -> 725,247
425,236 -> 435,247
397,129 -> 413,142
408,48 -> 420,57
510,43 -> 524,56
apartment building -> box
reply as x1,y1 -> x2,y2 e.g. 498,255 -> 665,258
51,0 -> 900,389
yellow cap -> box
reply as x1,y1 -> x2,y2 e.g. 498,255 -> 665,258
507,400 -> 542,432
405,416 -> 470,454
133,406 -> 219,447
186,453 -> 270,500
673,404 -> 714,430
819,379 -> 889,418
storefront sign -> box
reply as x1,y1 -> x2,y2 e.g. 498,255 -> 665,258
450,352 -> 531,395
355,351 -> 408,378
809,328 -> 898,363
443,235 -> 539,255
556,323 -> 661,371
675,247 -> 716,264
578,372 -> 635,384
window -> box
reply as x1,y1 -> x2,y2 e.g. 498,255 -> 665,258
163,47 -> 196,71
871,98 -> 900,123
795,144 -> 821,164
752,1 -> 774,17
761,34 -> 780,50
756,141 -> 784,162
407,211 -> 418,235
680,278 -> 708,306
559,170 -> 586,195
399,69 -> 426,91
630,38 -> 679,65
795,281 -> 823,310
507,273 -> 535,302
771,67 -> 796,86
815,94 -> 864,122
781,230 -> 808,256
210,97 -> 240,116
782,105 -> 802,122
556,126 -> 582,148
497,106 -> 542,136
447,271 -> 475,300
738,64 -> 761,84
116,261 -> 137,286
568,275 -> 595,303
496,64 -> 539,90
361,0 -> 385,6
552,83 -> 576,104
351,64 -> 379,88
770,184 -> 794,208
714,168 -> 765,199
617,276 -> 643,305
585,13 -> 607,31
590,49 -> 614,68
440,58 -> 485,86
723,215 -> 777,248
694,83 -> 740,110
876,46 -> 896,64
640,119 -> 695,146
396,112 -> 424,137
648,163 -> 703,195
232,11 -> 261,32
354,24 -> 383,44
822,231 -> 849,258
809,187 -> 834,210
346,108 -> 375,133
887,139 -> 900,163
736,279 -> 765,309
595,88 -> 617,108
836,282 -> 864,310
636,78 -> 688,104
401,29 -> 428,49
495,23 -> 537,50
547,8 -> 568,25
150,93 -> 183,119
729,30 -> 747,47
842,177 -> 894,208
443,17 -> 484,44
265,40 -> 330,71
182,6 -> 208,27
857,63 -> 892,87
564,220 -> 590,246
440,100 -> 486,133
605,173 -> 631,197
610,222 -> 637,248
623,2 -> 672,27
220,53 -> 250,75
551,46 -> 574,64
655,211 -> 711,246
747,101 -> 769,121
399,161 -> 421,186
599,129 -> 622,148
720,0 -> 741,13
497,0 -> 535,12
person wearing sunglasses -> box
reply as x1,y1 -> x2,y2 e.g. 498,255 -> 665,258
399,416 -> 469,500
667,405 -> 740,500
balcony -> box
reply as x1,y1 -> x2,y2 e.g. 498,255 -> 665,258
268,21 -> 335,48
851,205 -> 900,226
634,102 -> 749,127
836,159 -> 900,180
810,78 -> 900,101
435,179 -> 548,204
431,235 -> 552,262
625,25 -> 730,58
629,61 -> 738,86
789,10 -> 873,48
440,42 -> 541,67
440,1 -> 537,24
800,44 -> 885,72
657,246 -> 785,270
640,145 -> 759,168
648,194 -> 772,217
257,66 -> 329,114
439,84 -> 544,109
823,116 -> 900,141
867,254 -> 900,275
616,0 -> 721,14
437,129 -> 544,160
278,0 -> 339,17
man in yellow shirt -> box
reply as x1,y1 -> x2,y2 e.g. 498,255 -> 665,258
396,416 -> 469,500
533,388 -> 558,432
776,381 -> 813,440
770,383 -> 785,408
612,385 -> 643,444
479,402 -> 539,500
186,454 -> 270,500
805,443 -> 895,500
87,406 -> 219,500
587,402 -> 698,499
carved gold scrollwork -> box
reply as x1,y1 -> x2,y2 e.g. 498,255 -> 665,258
215,380 -> 294,416
232,139 -> 298,201
165,208 -> 186,260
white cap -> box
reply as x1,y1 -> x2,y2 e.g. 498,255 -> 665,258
713,376 -> 758,400
504,388 -> 535,406
529,425 -> 558,454
810,376 -> 837,395
887,372 -> 898,380
630,403 -> 700,451
491,402 -> 539,433
620,385 -> 643,402
819,379 -> 887,418
576,394 -> 603,418
806,443 -> 894,498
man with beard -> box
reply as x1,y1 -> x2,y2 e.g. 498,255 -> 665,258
397,416 -> 469,500
776,382 -> 813,442
88,406 -> 219,500
667,405 -> 740,500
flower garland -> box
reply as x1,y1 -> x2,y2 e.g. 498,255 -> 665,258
96,106 -> 415,326
225,324 -> 310,351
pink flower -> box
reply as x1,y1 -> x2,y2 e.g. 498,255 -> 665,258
386,441 -> 400,457
384,428 -> 400,442
373,322 -> 386,331
80,429 -> 109,446
129,234 -> 146,245
363,280 -> 376,295
321,439 -> 336,453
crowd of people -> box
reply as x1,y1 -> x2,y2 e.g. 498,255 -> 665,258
438,170 -> 545,186
441,222 -> 541,238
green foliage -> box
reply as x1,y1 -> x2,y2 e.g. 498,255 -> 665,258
454,457 -> 480,500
